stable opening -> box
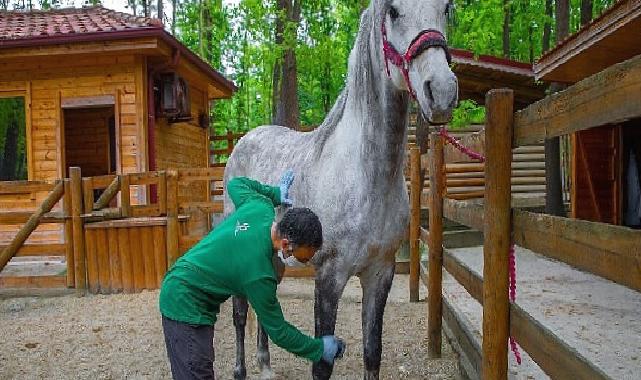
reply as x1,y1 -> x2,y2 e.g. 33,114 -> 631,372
63,106 -> 116,177
0,96 -> 27,180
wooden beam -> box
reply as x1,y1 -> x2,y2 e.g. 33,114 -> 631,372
61,95 -> 115,109
510,304 -> 610,380
0,275 -> 67,288
515,53 -> 641,145
63,179 -> 74,288
0,181 -> 64,272
0,181 -> 55,194
179,202 -> 224,214
166,171 -> 180,266
443,248 -> 483,304
443,199 -> 484,231
513,210 -> 641,291
93,176 -> 120,210
70,167 -> 86,292
482,89 -> 513,380
428,132 -> 445,357
409,147 -> 421,302
176,167 -> 225,182
0,212 -> 66,224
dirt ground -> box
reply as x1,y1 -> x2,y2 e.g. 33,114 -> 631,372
0,275 -> 459,380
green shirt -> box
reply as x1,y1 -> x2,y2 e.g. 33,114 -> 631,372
159,177 -> 323,362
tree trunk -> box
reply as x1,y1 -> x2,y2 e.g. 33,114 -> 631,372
545,0 -> 570,217
203,2 -> 213,63
171,0 -> 177,35
157,0 -> 163,23
143,0 -> 149,18
581,0 -> 593,26
272,0 -> 301,130
0,119 -> 18,181
502,0 -> 510,58
542,0 -> 552,52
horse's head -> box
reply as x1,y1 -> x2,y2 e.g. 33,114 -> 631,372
380,0 -> 458,124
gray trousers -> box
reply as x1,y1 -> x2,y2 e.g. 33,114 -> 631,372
162,316 -> 215,380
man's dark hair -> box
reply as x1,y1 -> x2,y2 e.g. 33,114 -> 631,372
277,207 -> 323,249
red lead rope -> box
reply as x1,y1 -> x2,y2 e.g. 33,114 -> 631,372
439,127 -> 522,365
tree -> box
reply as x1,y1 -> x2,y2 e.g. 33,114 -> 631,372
502,0 -> 510,58
157,0 -> 163,24
544,0 -> 570,217
581,0 -> 593,26
272,0 -> 301,130
0,119 -> 18,181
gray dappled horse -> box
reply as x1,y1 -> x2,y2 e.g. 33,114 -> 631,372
223,0 -> 458,379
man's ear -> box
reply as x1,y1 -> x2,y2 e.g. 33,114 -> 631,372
280,238 -> 290,251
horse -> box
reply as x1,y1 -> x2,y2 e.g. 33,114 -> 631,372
223,0 -> 458,379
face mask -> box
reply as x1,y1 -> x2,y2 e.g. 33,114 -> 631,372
278,249 -> 307,268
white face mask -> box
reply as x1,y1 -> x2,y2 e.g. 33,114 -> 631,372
278,249 -> 307,268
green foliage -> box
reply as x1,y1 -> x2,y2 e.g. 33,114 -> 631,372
0,97 -> 27,180
451,100 -> 486,129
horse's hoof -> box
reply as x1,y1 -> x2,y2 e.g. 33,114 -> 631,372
233,366 -> 247,380
259,368 -> 275,379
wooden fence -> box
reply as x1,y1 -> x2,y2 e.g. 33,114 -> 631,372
410,53 -> 641,380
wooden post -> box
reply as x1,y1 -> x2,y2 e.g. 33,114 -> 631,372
82,177 -> 94,213
482,89 -> 514,380
70,167 -> 87,292
63,179 -> 75,288
120,174 -> 131,218
0,181 -> 64,272
159,171 -> 167,215
409,146 -> 421,302
227,130 -> 234,155
166,170 -> 180,266
428,132 -> 445,358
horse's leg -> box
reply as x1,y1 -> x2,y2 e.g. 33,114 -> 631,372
359,256 -> 396,380
312,260 -> 350,380
255,258 -> 284,379
233,296 -> 249,380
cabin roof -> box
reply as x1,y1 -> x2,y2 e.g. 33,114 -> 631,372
0,6 -> 237,96
534,0 -> 641,83
451,48 -> 547,110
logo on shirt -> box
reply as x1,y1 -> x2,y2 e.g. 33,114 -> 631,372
235,220 -> 250,236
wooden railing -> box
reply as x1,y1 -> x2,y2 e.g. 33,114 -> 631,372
409,67 -> 641,378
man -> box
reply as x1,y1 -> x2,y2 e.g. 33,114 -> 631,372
159,171 -> 343,379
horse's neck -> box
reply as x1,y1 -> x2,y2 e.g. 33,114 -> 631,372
328,10 -> 410,185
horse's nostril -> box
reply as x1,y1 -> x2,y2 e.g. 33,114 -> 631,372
425,81 -> 434,103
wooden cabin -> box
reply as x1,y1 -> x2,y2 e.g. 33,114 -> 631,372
0,6 -> 235,242
534,0 -> 641,226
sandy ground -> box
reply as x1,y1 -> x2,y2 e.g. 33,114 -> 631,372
0,275 -> 459,380
443,245 -> 641,380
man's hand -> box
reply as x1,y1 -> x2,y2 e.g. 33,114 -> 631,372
279,169 -> 294,206
321,335 -> 346,364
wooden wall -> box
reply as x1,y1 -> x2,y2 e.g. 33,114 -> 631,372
155,80 -> 210,235
0,54 -> 145,244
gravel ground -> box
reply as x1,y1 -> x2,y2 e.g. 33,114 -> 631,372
0,275 -> 459,380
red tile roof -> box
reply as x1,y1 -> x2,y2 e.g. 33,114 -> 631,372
0,6 -> 163,41
0,6 -> 236,96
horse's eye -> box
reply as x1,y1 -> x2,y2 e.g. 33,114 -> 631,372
389,6 -> 400,20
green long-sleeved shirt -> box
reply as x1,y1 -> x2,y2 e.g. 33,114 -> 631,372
159,177 -> 323,362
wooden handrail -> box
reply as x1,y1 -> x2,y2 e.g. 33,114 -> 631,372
0,180 -> 64,272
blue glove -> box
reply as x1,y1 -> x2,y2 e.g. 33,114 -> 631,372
321,335 -> 344,364
279,169 -> 295,206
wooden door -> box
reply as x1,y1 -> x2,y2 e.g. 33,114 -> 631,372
571,125 -> 621,224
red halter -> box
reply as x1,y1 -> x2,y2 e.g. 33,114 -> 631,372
381,19 -> 451,99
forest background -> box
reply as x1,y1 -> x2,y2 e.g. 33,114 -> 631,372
0,0 -> 616,182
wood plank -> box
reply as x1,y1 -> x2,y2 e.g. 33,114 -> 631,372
61,95 -> 115,108
107,228 -> 122,293
515,53 -> 641,145
63,179 -> 74,288
84,228 -> 99,294
85,216 -> 169,229
130,228 -> 145,293
95,228 -> 110,294
0,275 -> 66,288
0,181 -> 55,194
513,210 -> 641,291
141,227 -> 156,290
443,249 -> 483,304
179,202 -> 224,214
0,212 -> 66,224
443,297 -> 482,380
178,235 -> 201,254
443,130 -> 485,164
152,225 -> 167,287
443,199 -> 484,231
510,304 -> 610,380
176,167 -> 225,182
10,244 -> 66,256
118,227 -> 134,293
131,205 -> 162,218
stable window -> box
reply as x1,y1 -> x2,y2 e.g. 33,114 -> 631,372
0,96 -> 27,181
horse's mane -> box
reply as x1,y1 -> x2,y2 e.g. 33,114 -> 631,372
311,6 -> 378,149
